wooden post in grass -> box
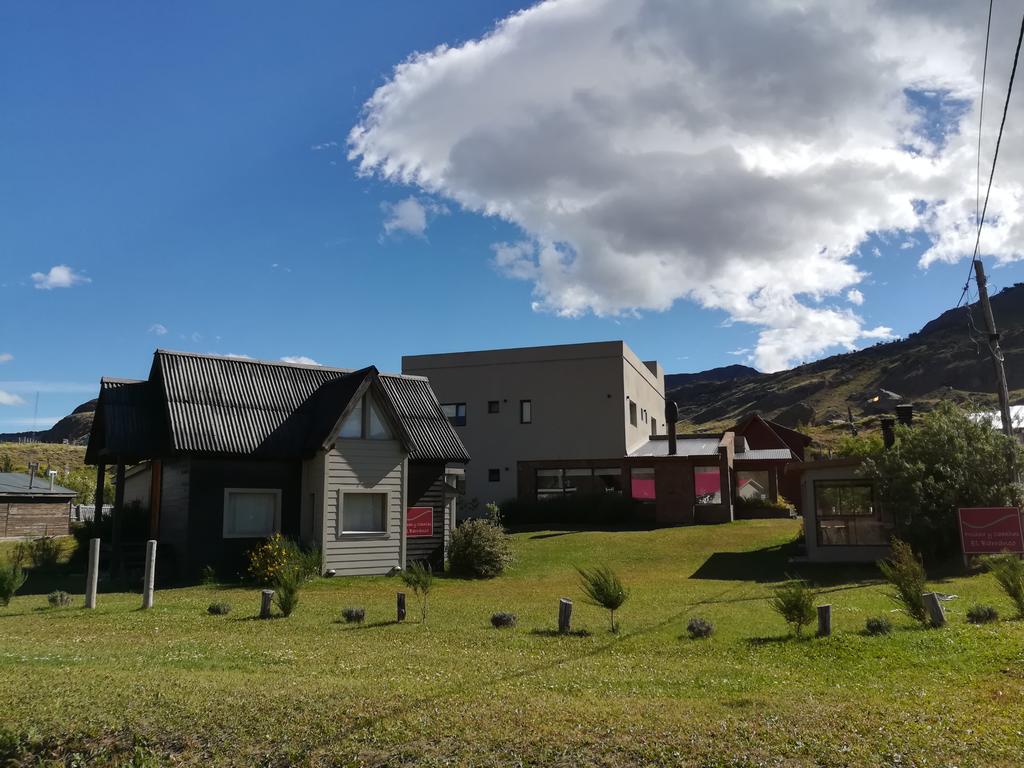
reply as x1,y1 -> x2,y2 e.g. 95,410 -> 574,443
397,592 -> 407,622
141,539 -> 157,609
923,592 -> 946,628
260,589 -> 274,619
816,604 -> 832,637
558,598 -> 573,634
85,537 -> 100,609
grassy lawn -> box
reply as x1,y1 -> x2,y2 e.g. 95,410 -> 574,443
2,520 -> 1024,767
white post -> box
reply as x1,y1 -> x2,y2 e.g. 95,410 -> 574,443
923,592 -> 946,628
85,538 -> 100,609
141,539 -> 157,609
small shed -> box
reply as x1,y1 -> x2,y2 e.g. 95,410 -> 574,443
0,473 -> 76,538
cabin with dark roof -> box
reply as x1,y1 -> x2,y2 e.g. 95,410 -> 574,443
0,472 -> 77,538
86,350 -> 470,580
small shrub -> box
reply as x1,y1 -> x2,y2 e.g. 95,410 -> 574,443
199,565 -> 217,586
207,602 -> 232,616
47,590 -> 72,608
273,566 -> 303,618
246,534 -> 320,586
577,564 -> 628,633
0,561 -> 27,607
401,561 -> 433,623
490,611 -> 517,629
865,616 -> 893,636
966,604 -> 999,624
878,538 -> 928,626
686,617 -> 714,639
981,554 -> 1024,617
27,537 -> 62,569
768,577 -> 816,637
448,506 -> 513,578
341,607 -> 366,624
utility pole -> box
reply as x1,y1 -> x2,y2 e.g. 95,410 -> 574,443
973,259 -> 1014,438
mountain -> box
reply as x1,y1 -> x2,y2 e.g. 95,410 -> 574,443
665,364 -> 760,389
0,399 -> 96,444
669,283 -> 1024,430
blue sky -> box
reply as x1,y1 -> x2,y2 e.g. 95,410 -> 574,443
2,1 -> 1022,432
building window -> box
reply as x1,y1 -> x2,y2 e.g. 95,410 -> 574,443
736,470 -> 770,502
442,403 -> 466,427
535,467 -> 624,499
223,489 -> 281,538
339,394 -> 393,440
694,466 -> 721,505
520,399 -> 532,424
340,491 -> 388,535
650,418 -> 657,436
814,480 -> 888,546
629,401 -> 638,427
630,467 -> 656,500
488,400 -> 500,414
595,467 -> 623,493
488,468 -> 500,482
536,469 -> 563,499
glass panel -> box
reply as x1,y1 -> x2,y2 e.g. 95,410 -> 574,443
815,481 -> 889,546
564,468 -> 594,495
366,396 -> 392,439
631,467 -> 656,500
536,468 -> 563,498
339,398 -> 363,438
442,403 -> 466,427
521,400 -> 532,424
227,492 -> 276,537
342,493 -> 386,533
736,470 -> 770,502
694,466 -> 721,504
595,467 -> 622,493
629,401 -> 637,426
650,418 -> 657,436
488,401 -> 500,413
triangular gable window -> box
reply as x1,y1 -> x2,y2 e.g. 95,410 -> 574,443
367,395 -> 392,439
338,393 -> 393,440
339,397 -> 363,439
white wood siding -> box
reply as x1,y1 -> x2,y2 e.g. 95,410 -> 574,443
322,439 -> 406,576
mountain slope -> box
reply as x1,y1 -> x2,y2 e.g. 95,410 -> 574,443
669,283 -> 1024,430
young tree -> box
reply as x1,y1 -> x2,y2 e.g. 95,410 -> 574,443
863,402 -> 1023,560
577,565 -> 628,633
401,561 -> 433,623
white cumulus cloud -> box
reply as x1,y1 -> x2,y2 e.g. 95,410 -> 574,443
31,265 -> 90,290
846,289 -> 865,306
381,196 -> 448,238
0,390 -> 25,406
349,0 -> 1024,371
280,355 -> 321,366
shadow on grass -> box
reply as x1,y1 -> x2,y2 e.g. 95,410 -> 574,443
691,541 -> 888,588
529,628 -> 593,638
745,634 -> 803,646
332,619 -> 401,630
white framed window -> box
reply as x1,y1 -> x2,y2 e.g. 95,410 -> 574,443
223,488 -> 281,539
338,490 -> 389,536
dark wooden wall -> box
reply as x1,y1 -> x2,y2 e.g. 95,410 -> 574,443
1,498 -> 71,537
406,462 -> 447,566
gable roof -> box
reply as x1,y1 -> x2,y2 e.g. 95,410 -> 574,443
87,350 -> 469,464
0,473 -> 77,498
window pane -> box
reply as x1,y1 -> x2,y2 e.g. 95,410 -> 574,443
339,398 -> 363,438
694,466 -> 721,504
488,400 -> 500,413
631,467 -> 655,500
536,468 -> 563,498
595,467 -> 622,493
442,403 -> 466,427
488,468 -> 500,482
736,470 -> 770,502
629,401 -> 637,426
366,396 -> 391,439
343,493 -> 386,533
226,491 -> 276,537
521,400 -> 532,424
564,468 -> 593,494
814,481 -> 888,546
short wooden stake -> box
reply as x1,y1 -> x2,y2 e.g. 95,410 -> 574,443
141,539 -> 157,609
260,589 -> 274,619
816,604 -> 832,637
85,538 -> 100,609
923,592 -> 946,628
397,592 -> 407,622
558,598 -> 573,634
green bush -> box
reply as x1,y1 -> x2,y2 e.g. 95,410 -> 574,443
981,554 -> 1024,617
401,561 -> 433,623
246,534 -> 321,586
865,616 -> 893,636
47,590 -> 72,608
207,602 -> 231,616
577,564 -> 628,633
25,537 -> 62,569
768,577 -> 816,637
878,539 -> 928,625
272,564 -> 304,618
686,617 -> 714,639
0,560 -> 27,607
490,611 -> 516,629
448,513 -> 513,579
500,492 -> 645,526
966,604 -> 999,624
341,607 -> 366,624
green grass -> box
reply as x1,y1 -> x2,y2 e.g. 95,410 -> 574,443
0,442 -> 88,474
2,520 -> 1024,766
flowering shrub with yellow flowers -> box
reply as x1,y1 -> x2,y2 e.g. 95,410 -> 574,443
246,534 -> 320,587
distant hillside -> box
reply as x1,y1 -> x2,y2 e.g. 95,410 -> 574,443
665,364 -> 760,389
0,442 -> 88,474
668,283 -> 1024,433
0,399 -> 95,445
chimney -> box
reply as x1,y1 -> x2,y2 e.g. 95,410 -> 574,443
665,399 -> 679,456
48,470 -> 57,491
881,416 -> 896,449
895,404 -> 913,427
27,461 -> 38,489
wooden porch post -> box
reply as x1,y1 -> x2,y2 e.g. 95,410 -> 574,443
110,462 -> 125,578
149,460 -> 163,540
768,467 -> 779,503
93,462 -> 107,522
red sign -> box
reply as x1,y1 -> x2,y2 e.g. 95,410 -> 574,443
406,507 -> 434,537
958,507 -> 1024,555
631,478 -> 656,500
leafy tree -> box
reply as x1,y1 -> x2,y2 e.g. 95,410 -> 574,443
863,402 -> 1023,560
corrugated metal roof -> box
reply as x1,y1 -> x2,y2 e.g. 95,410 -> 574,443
736,448 -> 795,461
0,472 -> 76,497
378,374 -> 470,463
88,350 -> 469,464
629,438 -> 720,457
85,378 -> 165,464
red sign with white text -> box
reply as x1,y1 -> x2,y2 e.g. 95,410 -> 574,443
406,506 -> 434,537
958,507 -> 1024,555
